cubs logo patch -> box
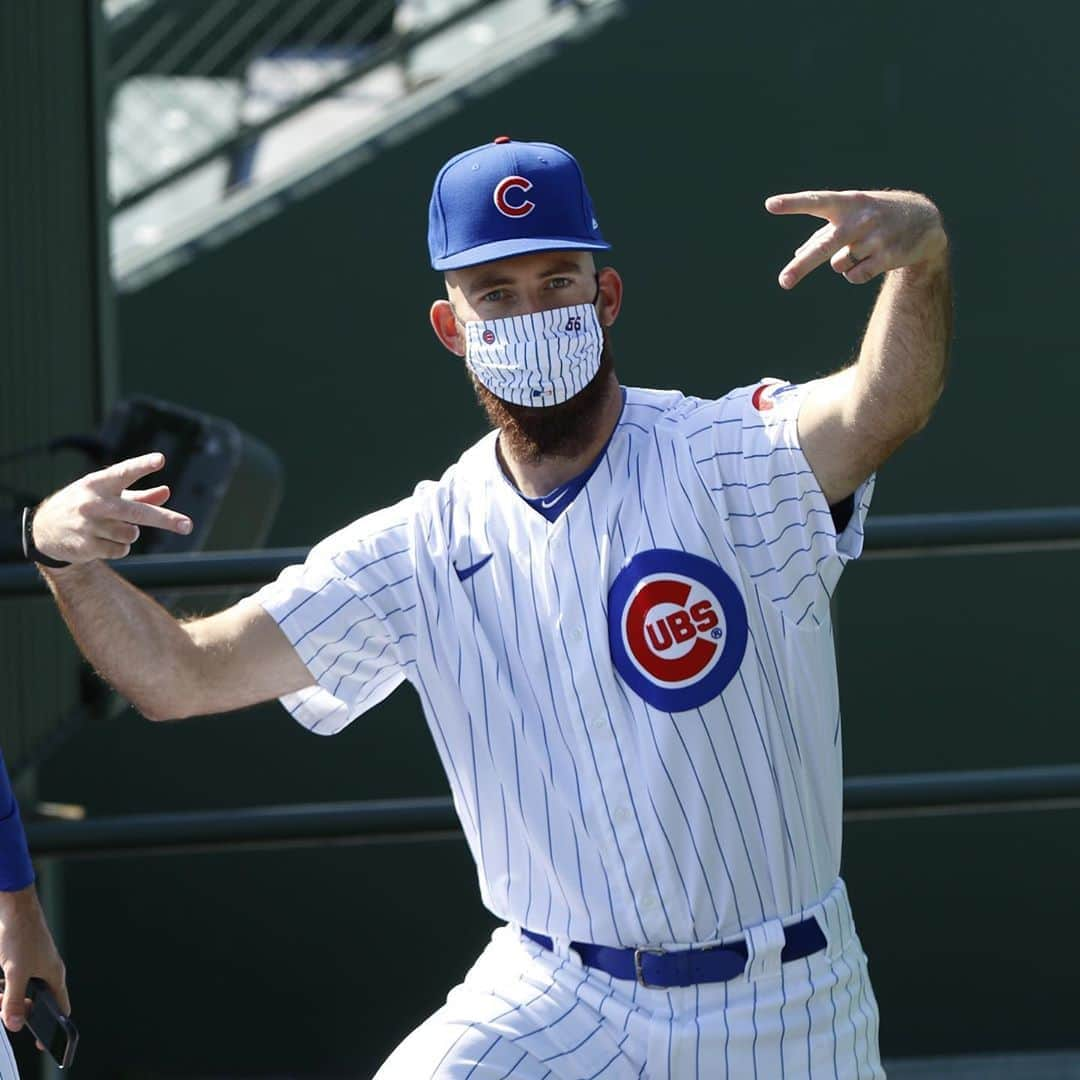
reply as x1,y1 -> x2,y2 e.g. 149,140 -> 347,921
608,549 -> 748,711
751,379 -> 798,412
493,175 -> 535,218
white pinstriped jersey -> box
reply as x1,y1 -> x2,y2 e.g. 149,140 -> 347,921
254,381 -> 873,949
0,1028 -> 15,1079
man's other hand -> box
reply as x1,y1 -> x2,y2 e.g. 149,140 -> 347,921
766,189 -> 948,289
32,453 -> 194,565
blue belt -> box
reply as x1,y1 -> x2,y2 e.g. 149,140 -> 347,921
522,915 -> 826,988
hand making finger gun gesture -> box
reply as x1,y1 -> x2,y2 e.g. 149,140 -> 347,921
765,189 -> 948,289
27,453 -> 193,567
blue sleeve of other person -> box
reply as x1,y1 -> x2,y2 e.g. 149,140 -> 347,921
0,749 -> 34,892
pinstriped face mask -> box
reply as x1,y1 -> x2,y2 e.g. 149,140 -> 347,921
462,299 -> 604,408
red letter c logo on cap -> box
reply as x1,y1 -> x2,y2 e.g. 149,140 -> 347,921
493,175 -> 535,218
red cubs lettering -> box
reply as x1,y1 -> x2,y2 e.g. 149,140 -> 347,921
644,599 -> 720,653
667,610 -> 696,644
493,175 -> 535,218
690,600 -> 719,633
646,619 -> 672,651
626,580 -> 718,682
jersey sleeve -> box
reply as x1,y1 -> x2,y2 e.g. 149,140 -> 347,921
0,749 -> 34,892
689,379 -> 874,626
251,498 -> 418,734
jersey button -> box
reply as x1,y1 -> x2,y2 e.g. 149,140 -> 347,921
614,806 -> 632,824
570,626 -> 585,643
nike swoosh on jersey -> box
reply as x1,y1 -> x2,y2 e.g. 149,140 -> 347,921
454,553 -> 494,582
540,490 -> 568,509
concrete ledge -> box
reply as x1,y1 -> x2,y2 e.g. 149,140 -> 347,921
886,1050 -> 1080,1078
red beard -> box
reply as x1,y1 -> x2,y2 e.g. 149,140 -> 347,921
470,346 -> 618,464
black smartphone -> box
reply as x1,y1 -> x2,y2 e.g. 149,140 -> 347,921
6,977 -> 78,1069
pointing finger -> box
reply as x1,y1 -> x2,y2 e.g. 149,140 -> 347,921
94,520 -> 141,545
91,453 -> 166,494
765,191 -> 846,218
794,223 -> 835,261
98,495 -> 193,534
123,485 -> 171,507
777,229 -> 845,289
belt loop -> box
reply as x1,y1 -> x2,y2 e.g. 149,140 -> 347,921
745,919 -> 786,981
817,886 -> 844,959
552,934 -> 581,965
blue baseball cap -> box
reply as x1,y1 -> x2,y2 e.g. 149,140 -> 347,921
428,136 -> 611,271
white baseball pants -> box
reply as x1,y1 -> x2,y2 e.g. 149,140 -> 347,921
0,1027 -> 16,1078
375,878 -> 884,1079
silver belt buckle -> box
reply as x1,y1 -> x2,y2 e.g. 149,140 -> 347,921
633,946 -> 666,988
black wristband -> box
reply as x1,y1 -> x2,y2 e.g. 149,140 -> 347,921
22,506 -> 71,569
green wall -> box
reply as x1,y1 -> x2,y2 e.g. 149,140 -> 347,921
1,0 -> 111,778
40,1 -> 1080,1074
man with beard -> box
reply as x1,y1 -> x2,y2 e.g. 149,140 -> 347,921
29,137 -> 950,1077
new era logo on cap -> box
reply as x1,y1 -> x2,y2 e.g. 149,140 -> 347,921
428,137 -> 610,270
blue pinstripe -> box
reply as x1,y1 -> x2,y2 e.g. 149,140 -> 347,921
564,524 -> 650,942
666,443 -> 800,915
549,566 -> 627,943
630,448 -> 723,929
581,484 -> 676,938
275,536 -> 407,623
641,707 -> 721,927
749,532 -> 835,580
667,446 -> 779,917
670,441 -> 808,912
726,488 -> 825,519
494,1050 -> 528,1079
750,588 -> 803,761
751,978 -> 760,1080
733,508 -> 834,550
288,570 -> 410,649
610,680 -> 696,922
525,552 -> 590,937
771,552 -> 833,604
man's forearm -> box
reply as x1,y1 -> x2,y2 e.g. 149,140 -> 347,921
852,252 -> 952,445
42,561 -> 199,721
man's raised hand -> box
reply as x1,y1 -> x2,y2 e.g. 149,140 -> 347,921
765,189 -> 948,290
32,453 -> 193,566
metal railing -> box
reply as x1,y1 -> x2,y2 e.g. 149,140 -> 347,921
7,505 -> 1080,861
108,0 -> 479,211
4,507 -> 1080,598
105,0 -> 627,276
24,765 -> 1080,861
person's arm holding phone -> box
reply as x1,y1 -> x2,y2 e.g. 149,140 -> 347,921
0,747 -> 69,1040
0,891 -> 68,1039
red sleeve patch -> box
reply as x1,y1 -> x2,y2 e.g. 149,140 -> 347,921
751,378 -> 789,412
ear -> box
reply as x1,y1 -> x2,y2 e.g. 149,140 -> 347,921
430,299 -> 466,357
596,267 -> 623,328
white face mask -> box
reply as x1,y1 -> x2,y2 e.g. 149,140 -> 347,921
462,301 -> 604,407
